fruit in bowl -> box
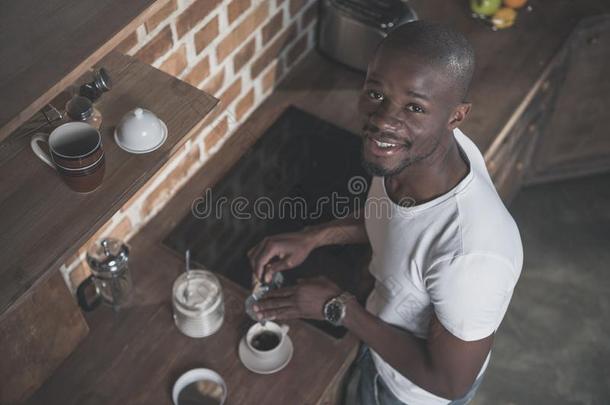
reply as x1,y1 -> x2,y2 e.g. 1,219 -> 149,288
492,7 -> 517,29
503,0 -> 527,8
470,0 -> 528,30
470,0 -> 502,16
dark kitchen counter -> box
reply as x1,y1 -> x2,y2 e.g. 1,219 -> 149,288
26,1 -> 610,403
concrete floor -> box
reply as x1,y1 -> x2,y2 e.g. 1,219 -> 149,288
472,173 -> 610,405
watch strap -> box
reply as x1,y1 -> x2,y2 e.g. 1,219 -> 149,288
335,291 -> 354,306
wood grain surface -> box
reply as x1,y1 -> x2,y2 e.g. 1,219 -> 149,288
0,0 -> 168,142
0,271 -> 89,404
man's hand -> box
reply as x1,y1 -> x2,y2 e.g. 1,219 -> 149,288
247,230 -> 318,282
252,276 -> 343,321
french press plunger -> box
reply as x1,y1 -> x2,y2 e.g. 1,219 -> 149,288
76,238 -> 133,311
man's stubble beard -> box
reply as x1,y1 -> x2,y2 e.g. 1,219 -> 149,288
361,136 -> 443,177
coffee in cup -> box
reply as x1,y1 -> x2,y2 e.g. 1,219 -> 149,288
245,321 -> 290,359
251,331 -> 281,351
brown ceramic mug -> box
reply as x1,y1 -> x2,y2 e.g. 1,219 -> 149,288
30,122 -> 105,193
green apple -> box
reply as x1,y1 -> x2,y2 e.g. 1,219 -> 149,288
470,0 -> 502,16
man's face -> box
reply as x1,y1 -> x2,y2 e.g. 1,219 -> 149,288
359,46 -> 459,177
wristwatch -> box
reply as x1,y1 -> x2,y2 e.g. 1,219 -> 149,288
323,292 -> 353,326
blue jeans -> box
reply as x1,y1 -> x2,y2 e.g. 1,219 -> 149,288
343,345 -> 485,405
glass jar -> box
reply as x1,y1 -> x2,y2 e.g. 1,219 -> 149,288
65,95 -> 103,130
172,270 -> 224,338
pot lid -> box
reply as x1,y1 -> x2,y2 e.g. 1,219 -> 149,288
331,0 -> 411,26
86,238 -> 129,275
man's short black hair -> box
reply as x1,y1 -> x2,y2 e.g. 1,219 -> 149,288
378,20 -> 475,102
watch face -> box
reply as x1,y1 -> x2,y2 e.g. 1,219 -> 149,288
325,300 -> 342,324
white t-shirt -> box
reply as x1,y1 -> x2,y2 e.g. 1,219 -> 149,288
364,128 -> 524,405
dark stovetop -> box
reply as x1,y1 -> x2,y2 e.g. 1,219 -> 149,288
163,106 -> 372,339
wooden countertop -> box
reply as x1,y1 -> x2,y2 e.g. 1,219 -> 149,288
0,0 -> 167,143
0,51 -> 217,317
26,238 -> 359,404
24,1 -> 610,403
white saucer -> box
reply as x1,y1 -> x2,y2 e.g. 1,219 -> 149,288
238,335 -> 293,374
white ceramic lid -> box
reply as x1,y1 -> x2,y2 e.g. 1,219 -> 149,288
114,107 -> 167,154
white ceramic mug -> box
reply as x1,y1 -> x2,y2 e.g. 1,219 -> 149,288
246,321 -> 290,361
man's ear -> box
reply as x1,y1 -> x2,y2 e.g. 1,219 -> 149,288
448,102 -> 471,130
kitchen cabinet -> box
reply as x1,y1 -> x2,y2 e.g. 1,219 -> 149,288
486,14 -> 610,203
484,30 -> 568,203
525,15 -> 610,185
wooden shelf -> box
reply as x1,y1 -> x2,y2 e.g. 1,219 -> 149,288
0,0 -> 168,143
0,51 -> 217,317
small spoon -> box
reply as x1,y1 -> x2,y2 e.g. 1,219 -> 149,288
183,249 -> 191,302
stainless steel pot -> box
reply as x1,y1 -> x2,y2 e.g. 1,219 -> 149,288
317,0 -> 418,71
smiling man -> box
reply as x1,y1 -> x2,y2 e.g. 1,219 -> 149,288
248,21 -> 523,404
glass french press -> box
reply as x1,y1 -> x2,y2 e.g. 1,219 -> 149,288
76,238 -> 133,312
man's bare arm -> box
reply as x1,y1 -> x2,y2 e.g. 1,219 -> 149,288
306,211 -> 369,247
343,299 -> 493,400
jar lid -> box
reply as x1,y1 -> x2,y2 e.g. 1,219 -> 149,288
173,270 -> 222,314
86,238 -> 129,276
95,68 -> 113,92
67,96 -> 93,121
